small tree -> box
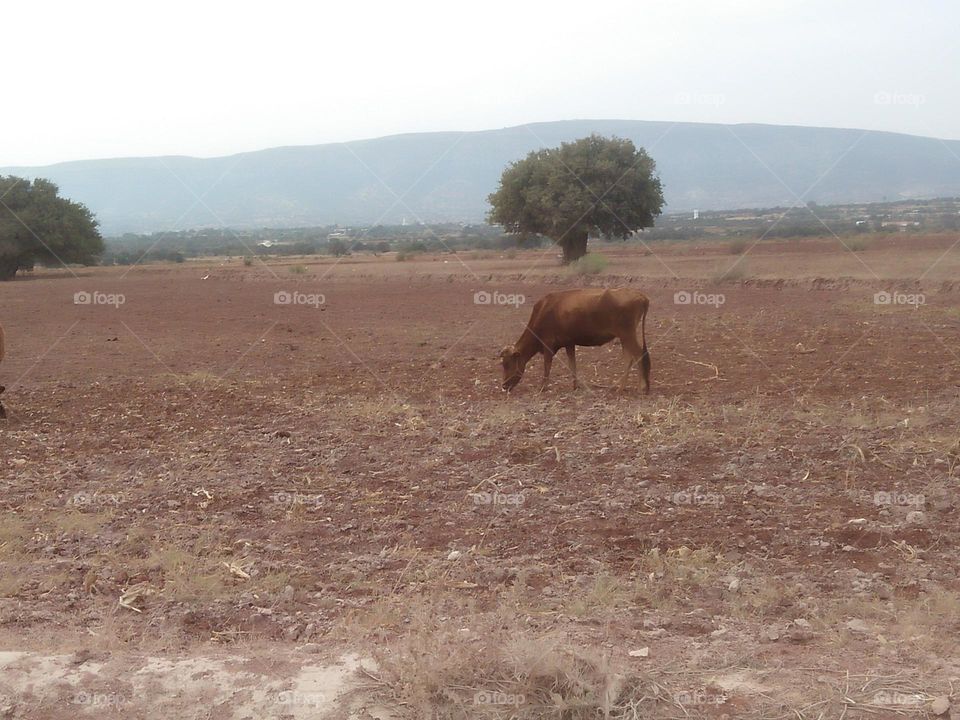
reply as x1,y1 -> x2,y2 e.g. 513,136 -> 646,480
488,135 -> 664,263
327,239 -> 350,257
0,176 -> 103,280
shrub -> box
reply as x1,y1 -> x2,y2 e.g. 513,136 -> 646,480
568,253 -> 608,276
243,256 -> 253,267
712,261 -> 749,283
328,239 -> 350,257
399,240 -> 428,254
728,239 -> 748,255
289,264 -> 308,274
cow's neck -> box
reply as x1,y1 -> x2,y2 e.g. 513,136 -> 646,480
515,329 -> 542,364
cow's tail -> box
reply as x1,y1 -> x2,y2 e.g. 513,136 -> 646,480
640,302 -> 647,351
0,324 -> 5,411
639,300 -> 651,393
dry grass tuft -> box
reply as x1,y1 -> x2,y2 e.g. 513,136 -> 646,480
369,606 -> 651,719
0,515 -> 31,557
633,547 -> 729,609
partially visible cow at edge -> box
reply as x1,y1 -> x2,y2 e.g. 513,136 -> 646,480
499,288 -> 651,394
0,324 -> 6,418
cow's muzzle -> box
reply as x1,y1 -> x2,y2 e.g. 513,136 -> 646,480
502,375 -> 521,392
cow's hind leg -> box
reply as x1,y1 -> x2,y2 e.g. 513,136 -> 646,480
619,333 -> 648,394
0,386 -> 6,419
617,350 -> 637,391
639,344 -> 651,394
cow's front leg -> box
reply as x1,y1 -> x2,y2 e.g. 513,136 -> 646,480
539,351 -> 554,392
565,346 -> 578,390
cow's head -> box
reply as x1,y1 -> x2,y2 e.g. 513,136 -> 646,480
499,346 -> 524,391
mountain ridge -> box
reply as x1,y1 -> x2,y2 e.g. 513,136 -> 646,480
5,119 -> 960,234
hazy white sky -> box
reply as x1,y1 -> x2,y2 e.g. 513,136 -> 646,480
5,0 -> 957,166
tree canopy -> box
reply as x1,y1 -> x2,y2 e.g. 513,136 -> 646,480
0,176 -> 103,280
487,135 -> 664,263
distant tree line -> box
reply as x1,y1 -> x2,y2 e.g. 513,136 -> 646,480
101,223 -> 543,265
643,198 -> 960,242
93,196 -> 960,267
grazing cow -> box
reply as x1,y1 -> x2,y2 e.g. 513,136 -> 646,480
500,288 -> 651,393
0,324 -> 5,418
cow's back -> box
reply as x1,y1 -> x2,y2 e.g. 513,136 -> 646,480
550,288 -> 646,319
527,288 -> 646,348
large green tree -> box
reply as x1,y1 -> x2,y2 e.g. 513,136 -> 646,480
0,176 -> 103,280
488,135 -> 665,263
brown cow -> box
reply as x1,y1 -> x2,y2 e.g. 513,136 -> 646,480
500,288 -> 651,393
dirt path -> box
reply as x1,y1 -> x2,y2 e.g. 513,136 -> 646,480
0,648 -> 382,719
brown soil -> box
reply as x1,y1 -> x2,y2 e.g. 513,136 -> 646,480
2,238 -> 959,718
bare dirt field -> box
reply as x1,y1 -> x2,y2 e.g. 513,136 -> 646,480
2,234 -> 960,719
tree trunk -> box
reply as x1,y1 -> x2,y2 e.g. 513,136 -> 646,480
561,231 -> 588,264
0,257 -> 18,281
